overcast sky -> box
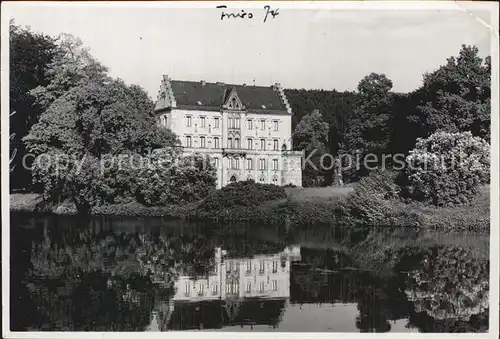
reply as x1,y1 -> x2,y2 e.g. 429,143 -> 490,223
5,3 -> 493,99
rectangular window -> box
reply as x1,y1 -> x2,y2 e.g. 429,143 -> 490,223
259,260 -> 265,274
228,117 -> 233,129
246,158 -> 253,170
259,281 -> 265,292
225,282 -> 231,294
246,261 -> 252,273
272,159 -> 278,171
260,119 -> 266,130
235,158 -> 240,170
214,137 -> 220,149
272,280 -> 278,291
228,138 -> 233,149
246,283 -> 251,293
247,138 -> 253,150
200,117 -> 206,127
247,119 -> 253,130
184,282 -> 190,296
212,283 -> 218,295
198,283 -> 204,296
186,136 -> 192,147
214,117 -> 220,128
273,139 -> 278,151
235,118 -> 240,129
200,136 -> 206,148
272,261 -> 278,273
235,138 -> 240,149
273,120 -> 279,131
260,139 -> 266,151
259,159 -> 266,171
227,262 -> 232,273
186,116 -> 192,127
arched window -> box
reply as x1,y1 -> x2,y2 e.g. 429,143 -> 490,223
272,176 -> 278,185
259,176 -> 265,183
230,176 -> 237,183
281,143 -> 287,151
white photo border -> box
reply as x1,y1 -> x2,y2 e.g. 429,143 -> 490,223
1,1 -> 499,338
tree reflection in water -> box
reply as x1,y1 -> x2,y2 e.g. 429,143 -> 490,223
12,215 -> 216,331
10,214 -> 490,332
397,245 -> 489,332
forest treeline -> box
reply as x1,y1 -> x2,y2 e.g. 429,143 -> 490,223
286,46 -> 490,186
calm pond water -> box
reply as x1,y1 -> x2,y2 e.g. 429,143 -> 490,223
10,212 -> 489,332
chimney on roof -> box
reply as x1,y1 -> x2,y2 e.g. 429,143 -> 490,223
201,80 -> 206,87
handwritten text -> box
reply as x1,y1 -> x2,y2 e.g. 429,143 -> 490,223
217,5 -> 279,23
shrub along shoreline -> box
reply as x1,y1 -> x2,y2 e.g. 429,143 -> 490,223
10,182 -> 489,235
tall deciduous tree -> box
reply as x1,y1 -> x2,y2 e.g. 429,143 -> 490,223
412,45 -> 491,141
29,33 -> 109,110
24,79 -> 176,157
292,109 -> 330,186
344,73 -> 394,178
9,22 -> 59,190
23,35 -> 179,213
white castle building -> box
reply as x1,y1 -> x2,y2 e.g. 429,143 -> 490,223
147,245 -> 301,331
154,76 -> 303,188
172,245 -> 301,302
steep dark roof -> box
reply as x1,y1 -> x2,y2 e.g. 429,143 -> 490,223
169,80 -> 287,112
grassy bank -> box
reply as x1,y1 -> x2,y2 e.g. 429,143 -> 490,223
10,184 -> 489,235
10,194 -> 46,213
9,186 -> 353,218
194,184 -> 489,234
10,193 -> 198,218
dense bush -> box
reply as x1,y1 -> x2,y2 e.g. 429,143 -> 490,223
197,180 -> 287,212
32,151 -> 104,214
338,170 -> 403,228
137,152 -> 217,206
404,131 -> 490,206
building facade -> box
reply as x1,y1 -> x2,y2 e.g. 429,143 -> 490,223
154,76 -> 302,188
147,245 -> 301,331
172,245 -> 301,302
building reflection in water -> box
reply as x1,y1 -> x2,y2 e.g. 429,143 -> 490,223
148,245 -> 301,331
